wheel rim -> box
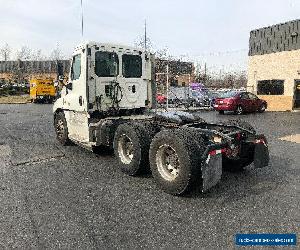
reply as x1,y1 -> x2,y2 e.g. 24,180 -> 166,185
261,105 -> 266,111
118,134 -> 134,164
56,119 -> 65,139
156,144 -> 180,181
237,106 -> 243,114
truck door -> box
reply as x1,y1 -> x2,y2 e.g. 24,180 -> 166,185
64,48 -> 89,142
68,52 -> 87,112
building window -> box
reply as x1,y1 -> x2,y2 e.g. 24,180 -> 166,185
257,80 -> 284,95
122,54 -> 142,78
170,79 -> 178,87
95,51 -> 119,77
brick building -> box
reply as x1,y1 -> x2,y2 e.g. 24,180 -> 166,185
247,19 -> 300,111
0,60 -> 70,83
0,58 -> 194,86
155,59 -> 195,87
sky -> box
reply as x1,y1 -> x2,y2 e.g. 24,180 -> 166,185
0,0 -> 299,73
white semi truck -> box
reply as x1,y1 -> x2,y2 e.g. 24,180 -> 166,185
53,41 -> 269,195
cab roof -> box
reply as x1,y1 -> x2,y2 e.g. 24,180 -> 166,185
74,41 -> 143,54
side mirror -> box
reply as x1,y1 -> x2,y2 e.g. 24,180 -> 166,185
66,82 -> 72,90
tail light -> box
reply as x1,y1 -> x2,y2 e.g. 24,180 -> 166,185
227,98 -> 235,104
256,138 -> 268,147
208,148 -> 227,156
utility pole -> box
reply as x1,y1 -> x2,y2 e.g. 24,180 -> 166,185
187,74 -> 191,99
81,0 -> 84,38
144,19 -> 147,52
166,64 -> 169,110
204,62 -> 207,84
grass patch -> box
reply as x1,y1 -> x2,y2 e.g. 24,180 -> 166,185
0,95 -> 30,104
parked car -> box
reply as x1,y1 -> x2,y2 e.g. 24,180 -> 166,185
214,91 -> 267,115
206,91 -> 221,107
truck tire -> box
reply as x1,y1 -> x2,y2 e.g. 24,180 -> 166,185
54,112 -> 71,145
222,120 -> 256,171
113,123 -> 153,176
149,129 -> 204,195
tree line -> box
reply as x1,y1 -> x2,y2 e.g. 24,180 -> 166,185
0,42 -> 65,61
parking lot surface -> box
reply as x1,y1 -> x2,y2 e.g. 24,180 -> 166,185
0,104 -> 299,249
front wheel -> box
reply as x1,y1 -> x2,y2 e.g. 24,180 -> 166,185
54,112 -> 71,145
235,105 -> 243,115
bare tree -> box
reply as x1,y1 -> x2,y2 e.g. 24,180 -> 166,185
0,43 -> 11,61
16,46 -> 32,60
50,43 -> 64,60
32,49 -> 44,61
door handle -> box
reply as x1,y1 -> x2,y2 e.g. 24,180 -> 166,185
79,96 -> 83,106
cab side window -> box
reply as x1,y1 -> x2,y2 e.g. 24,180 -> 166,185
71,54 -> 81,80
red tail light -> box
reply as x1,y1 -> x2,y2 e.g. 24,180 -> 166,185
227,98 -> 235,104
208,148 -> 227,155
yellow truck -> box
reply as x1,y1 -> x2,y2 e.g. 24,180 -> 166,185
30,78 -> 56,103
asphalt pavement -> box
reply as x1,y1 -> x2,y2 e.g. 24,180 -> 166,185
0,104 -> 299,249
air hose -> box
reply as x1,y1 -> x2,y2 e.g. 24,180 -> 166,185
110,81 -> 123,108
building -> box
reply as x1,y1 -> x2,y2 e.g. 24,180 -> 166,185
155,59 -> 195,94
247,19 -> 300,111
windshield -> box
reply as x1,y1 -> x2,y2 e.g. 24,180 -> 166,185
206,91 -> 219,99
219,91 -> 238,98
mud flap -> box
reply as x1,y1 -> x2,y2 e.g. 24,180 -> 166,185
253,142 -> 269,168
201,153 -> 222,192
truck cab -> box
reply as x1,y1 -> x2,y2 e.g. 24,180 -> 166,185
53,41 -> 155,144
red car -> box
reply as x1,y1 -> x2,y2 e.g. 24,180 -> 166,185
156,93 -> 167,104
214,91 -> 267,115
